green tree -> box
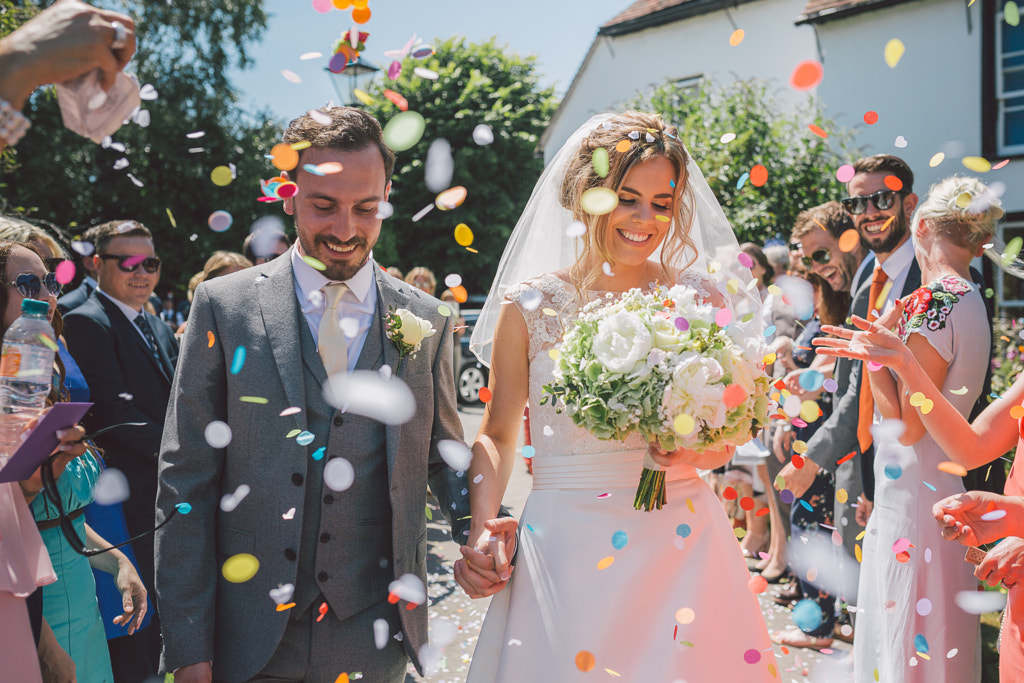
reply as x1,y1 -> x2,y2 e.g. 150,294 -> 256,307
1,0 -> 279,294
634,78 -> 857,245
362,36 -> 558,296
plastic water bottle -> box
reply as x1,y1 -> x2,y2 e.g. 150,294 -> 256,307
0,299 -> 55,463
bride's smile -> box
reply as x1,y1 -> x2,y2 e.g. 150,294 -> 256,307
605,155 -> 676,268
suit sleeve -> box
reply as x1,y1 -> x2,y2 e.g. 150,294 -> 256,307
154,283 -> 227,670
62,311 -> 164,461
806,357 -> 863,476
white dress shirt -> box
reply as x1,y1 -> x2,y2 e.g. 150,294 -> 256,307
96,287 -> 155,350
291,245 -> 377,373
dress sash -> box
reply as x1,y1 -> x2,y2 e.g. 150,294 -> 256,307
530,450 -> 701,490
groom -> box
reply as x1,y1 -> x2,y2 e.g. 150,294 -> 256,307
155,107 -> 512,683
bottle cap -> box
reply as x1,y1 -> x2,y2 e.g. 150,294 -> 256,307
20,299 -> 49,315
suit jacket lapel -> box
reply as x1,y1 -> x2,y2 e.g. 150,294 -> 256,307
256,257 -> 308,417
901,257 -> 922,297
97,296 -> 172,385
375,269 -> 408,483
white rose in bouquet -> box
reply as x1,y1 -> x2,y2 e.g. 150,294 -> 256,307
592,310 -> 653,374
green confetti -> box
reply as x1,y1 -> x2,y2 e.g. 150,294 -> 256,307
1008,1 -> 1021,26
438,304 -> 452,317
285,429 -> 301,439
592,147 -> 609,178
240,396 -> 268,404
302,255 -> 326,271
37,333 -> 58,351
425,505 -> 433,521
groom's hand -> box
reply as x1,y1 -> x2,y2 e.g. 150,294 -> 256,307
454,517 -> 518,599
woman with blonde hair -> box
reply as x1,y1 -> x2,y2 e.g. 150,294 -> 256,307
464,111 -> 774,680
817,175 -> 1001,683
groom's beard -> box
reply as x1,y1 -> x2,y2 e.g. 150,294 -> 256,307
296,224 -> 375,282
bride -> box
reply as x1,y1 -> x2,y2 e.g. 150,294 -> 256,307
460,111 -> 777,680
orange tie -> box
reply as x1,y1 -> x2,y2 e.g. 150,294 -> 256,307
857,265 -> 889,453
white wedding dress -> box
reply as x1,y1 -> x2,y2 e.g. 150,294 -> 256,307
466,272 -> 777,682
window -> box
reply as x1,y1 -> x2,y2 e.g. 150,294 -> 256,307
996,10 -> 1024,155
996,220 -> 1024,318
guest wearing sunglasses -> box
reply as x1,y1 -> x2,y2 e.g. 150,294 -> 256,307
62,220 -> 178,683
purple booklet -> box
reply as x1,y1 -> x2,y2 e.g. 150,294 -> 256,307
0,402 -> 92,483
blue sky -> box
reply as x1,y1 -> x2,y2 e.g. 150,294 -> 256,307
231,0 -> 630,122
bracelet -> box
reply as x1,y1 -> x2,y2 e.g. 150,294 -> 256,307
0,97 -> 30,147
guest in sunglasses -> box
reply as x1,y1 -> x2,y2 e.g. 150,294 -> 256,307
62,220 -> 178,682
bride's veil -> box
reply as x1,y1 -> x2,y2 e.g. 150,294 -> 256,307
469,112 -> 763,367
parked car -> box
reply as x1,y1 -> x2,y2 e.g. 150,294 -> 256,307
458,308 -> 488,405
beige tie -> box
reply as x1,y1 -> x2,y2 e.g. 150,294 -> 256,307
318,283 -> 348,377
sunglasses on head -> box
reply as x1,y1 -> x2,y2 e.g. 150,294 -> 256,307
99,254 -> 161,273
841,189 -> 903,216
800,249 -> 833,268
8,272 -> 61,299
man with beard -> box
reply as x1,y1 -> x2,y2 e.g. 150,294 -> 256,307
777,155 -> 921,625
155,107 -> 514,683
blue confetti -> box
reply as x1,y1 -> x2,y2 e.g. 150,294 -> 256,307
736,172 -> 750,190
884,463 -> 903,480
798,370 -> 825,392
311,446 -> 326,461
792,599 -> 823,632
522,445 -> 536,459
676,523 -> 691,538
612,530 -> 629,549
302,163 -> 325,176
991,392 -> 1004,400
799,499 -> 814,512
526,524 -> 535,533
763,325 -> 777,338
669,179 -> 676,187
922,480 -> 936,491
914,633 -> 929,654
175,502 -> 192,514
296,431 -> 315,446
230,346 -> 246,375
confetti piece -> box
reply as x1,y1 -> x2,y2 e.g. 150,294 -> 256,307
864,111 -> 879,125
230,346 -> 246,375
222,553 -> 259,583
743,648 -> 761,664
923,480 -> 936,491
981,509 -> 1008,521
611,530 -> 628,549
735,172 -> 749,189
884,38 -> 905,67
240,396 -> 268,404
281,69 -> 301,84
575,651 -> 596,672
1011,405 -> 1024,419
592,147 -> 609,178
436,186 -> 468,210
790,60 -> 824,90
382,111 -> 426,152
302,255 -> 326,271
938,461 -> 968,477
208,210 -> 233,232
271,143 -> 299,171
929,152 -> 946,167
676,523 -> 692,538
750,164 -> 768,187
836,164 -> 855,183
454,223 -> 474,247
581,187 -> 618,215
808,123 -> 828,138
205,421 -> 232,448
478,386 -> 493,403
675,607 -> 696,624
962,156 -> 992,173
950,386 -> 969,395
748,575 -> 768,593
729,29 -> 744,46
884,174 -> 904,191
1008,1 -> 1021,26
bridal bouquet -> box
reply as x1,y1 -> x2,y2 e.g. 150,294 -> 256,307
541,285 -> 773,511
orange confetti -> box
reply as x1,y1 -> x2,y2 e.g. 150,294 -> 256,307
597,556 -> 615,570
451,285 -> 468,303
275,602 -> 295,611
749,574 -> 769,593
896,551 -> 910,563
750,164 -> 768,187
808,123 -> 828,138
723,384 -> 747,408
207,331 -> 215,348
383,89 -> 409,111
271,143 -> 299,171
884,175 -> 904,191
723,486 -> 738,500
615,139 -> 631,153
478,387 -> 493,403
729,29 -> 745,46
792,454 -> 805,469
755,507 -> 771,517
575,651 -> 596,672
838,228 -> 860,252
836,451 -> 856,466
316,601 -> 328,622
351,6 -> 371,23
864,111 -> 879,125
938,461 -> 968,477
790,60 -> 824,90
334,674 -> 350,683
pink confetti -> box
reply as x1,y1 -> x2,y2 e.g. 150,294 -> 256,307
675,317 -> 689,331
388,60 -> 402,80
55,260 -> 76,285
311,0 -> 332,13
122,255 -> 146,269
836,164 -> 856,183
867,361 -> 883,371
597,493 -> 611,499
981,509 -> 1007,521
715,307 -> 733,327
737,252 -> 754,269
892,537 -> 911,554
791,418 -> 808,428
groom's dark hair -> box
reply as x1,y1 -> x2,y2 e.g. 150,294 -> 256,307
283,106 -> 396,182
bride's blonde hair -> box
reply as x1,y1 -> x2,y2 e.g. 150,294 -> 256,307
560,110 -> 696,293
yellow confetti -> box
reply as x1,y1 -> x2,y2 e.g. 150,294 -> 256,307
800,400 -> 821,423
655,215 -> 671,222
920,399 -> 934,414
909,392 -> 927,407
707,261 -> 722,274
793,440 -> 808,454
767,284 -> 783,296
222,553 -> 260,583
542,308 -> 558,317
210,165 -> 234,186
962,156 -> 992,173
466,247 -> 479,254
548,348 -> 560,362
726,278 -> 740,294
604,669 -> 621,678
597,556 -> 615,570
352,88 -> 374,106
883,38 -> 905,68
580,187 -> 618,215
856,544 -> 863,563
929,152 -> 945,167
240,396 -> 269,404
454,223 -> 474,247
673,414 -> 696,435
837,488 -> 848,504
289,140 -> 311,151
955,191 -> 973,208
166,208 -> 177,227
917,652 -> 932,661
856,530 -> 867,541
950,386 -> 968,395
686,498 -> 695,513
762,352 -> 777,365
675,607 -> 696,624
286,429 -> 301,438
734,527 -> 747,539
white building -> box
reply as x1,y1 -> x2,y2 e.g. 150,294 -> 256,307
546,0 -> 1024,311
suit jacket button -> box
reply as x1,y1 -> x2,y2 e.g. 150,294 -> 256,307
284,548 -> 296,561
319,532 -> 330,543
323,494 -> 334,504
318,571 -> 328,582
292,473 -> 303,485
333,415 -> 343,427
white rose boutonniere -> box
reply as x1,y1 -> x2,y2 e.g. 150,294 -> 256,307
386,307 -> 436,372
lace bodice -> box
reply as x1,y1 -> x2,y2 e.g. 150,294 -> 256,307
504,271 -> 710,459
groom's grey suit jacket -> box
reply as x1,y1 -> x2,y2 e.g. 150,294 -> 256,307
154,255 -> 471,681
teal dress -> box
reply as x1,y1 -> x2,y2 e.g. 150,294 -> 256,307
31,450 -> 114,682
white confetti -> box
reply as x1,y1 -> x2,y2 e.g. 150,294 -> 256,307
444,273 -> 462,288
955,590 -> 1007,614
519,288 -> 543,311
113,158 -> 129,170
220,484 -> 251,512
323,457 -> 355,491
269,583 -> 294,604
93,468 -> 130,505
282,507 -> 296,520
186,131 -> 206,139
895,135 -> 908,148
565,220 -> 586,238
309,109 -> 332,125
413,66 -> 439,80
412,204 -> 434,222
126,173 -> 144,187
323,370 -> 416,425
204,420 -> 232,448
438,439 -> 472,470
425,138 -> 454,193
376,201 -> 394,220
472,124 -> 494,145
281,70 -> 301,84
373,618 -> 390,649
139,84 -> 159,100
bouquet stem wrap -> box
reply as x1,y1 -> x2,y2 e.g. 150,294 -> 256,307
635,450 -> 667,511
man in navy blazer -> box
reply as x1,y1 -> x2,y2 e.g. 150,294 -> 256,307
63,219 -> 179,683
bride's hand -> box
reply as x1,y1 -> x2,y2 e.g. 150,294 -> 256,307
648,442 -> 734,470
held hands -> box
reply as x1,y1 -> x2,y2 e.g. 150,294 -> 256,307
813,301 -> 909,373
647,442 -> 734,471
111,555 -> 147,634
932,491 -> 1024,546
777,457 -> 820,499
455,517 -> 518,599
855,494 -> 873,527
974,536 -> 1024,589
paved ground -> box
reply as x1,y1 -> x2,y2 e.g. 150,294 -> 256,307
406,405 -> 852,682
